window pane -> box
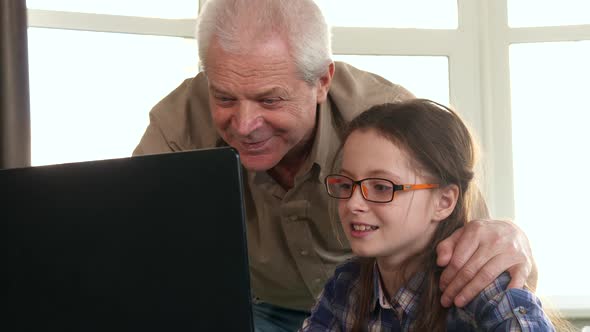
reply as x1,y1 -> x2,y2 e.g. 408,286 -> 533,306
510,41 -> 590,297
333,55 -> 449,105
508,0 -> 590,27
28,28 -> 199,166
26,0 -> 199,19
315,0 -> 457,29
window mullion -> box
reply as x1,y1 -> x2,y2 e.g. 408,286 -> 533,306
450,0 -> 484,172
27,9 -> 196,38
475,0 -> 515,220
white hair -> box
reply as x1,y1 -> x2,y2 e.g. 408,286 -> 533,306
196,0 -> 332,84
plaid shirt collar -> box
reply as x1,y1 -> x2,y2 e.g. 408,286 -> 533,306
372,262 -> 425,320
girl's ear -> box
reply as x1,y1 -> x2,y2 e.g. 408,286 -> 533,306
433,184 -> 459,222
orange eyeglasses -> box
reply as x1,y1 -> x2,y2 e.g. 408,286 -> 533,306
325,174 -> 439,203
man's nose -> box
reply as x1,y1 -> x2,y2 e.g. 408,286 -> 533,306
232,102 -> 261,137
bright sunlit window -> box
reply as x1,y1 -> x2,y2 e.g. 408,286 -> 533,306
510,41 -> 590,299
333,55 -> 449,105
28,28 -> 198,166
508,0 -> 590,27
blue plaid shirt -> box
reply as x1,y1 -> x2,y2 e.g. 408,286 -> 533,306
300,258 -> 555,331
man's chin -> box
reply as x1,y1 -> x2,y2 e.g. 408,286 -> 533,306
239,154 -> 279,172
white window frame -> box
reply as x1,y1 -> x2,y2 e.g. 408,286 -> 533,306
26,0 -> 590,317
27,9 -> 196,38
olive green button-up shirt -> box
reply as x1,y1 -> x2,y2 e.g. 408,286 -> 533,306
133,62 -> 485,311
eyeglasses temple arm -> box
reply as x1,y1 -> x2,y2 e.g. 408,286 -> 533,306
399,183 -> 440,191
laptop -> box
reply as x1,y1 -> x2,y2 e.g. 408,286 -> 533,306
0,147 -> 254,332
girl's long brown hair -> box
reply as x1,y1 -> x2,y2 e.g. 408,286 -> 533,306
344,99 -> 477,332
345,99 -> 576,331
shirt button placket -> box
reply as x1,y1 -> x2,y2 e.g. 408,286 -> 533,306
282,200 -> 324,301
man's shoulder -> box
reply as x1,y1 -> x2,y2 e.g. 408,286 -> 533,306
150,72 -> 209,118
146,72 -> 218,150
328,61 -> 416,122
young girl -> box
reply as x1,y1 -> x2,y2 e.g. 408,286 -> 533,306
300,99 -> 556,331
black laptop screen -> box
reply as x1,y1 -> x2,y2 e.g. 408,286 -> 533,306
0,147 -> 253,332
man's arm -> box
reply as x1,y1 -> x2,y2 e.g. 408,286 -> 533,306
436,188 -> 538,308
133,115 -> 176,156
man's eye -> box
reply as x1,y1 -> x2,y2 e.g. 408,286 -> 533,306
216,96 -> 234,102
261,98 -> 280,106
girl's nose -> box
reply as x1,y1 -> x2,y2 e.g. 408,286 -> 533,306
345,183 -> 369,212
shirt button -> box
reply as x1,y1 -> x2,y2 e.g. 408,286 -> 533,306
289,215 -> 298,222
300,250 -> 309,256
518,307 -> 527,314
314,278 -> 322,284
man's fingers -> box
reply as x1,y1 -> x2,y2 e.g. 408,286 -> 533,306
439,226 -> 480,293
440,245 -> 493,307
507,265 -> 528,290
436,227 -> 463,268
449,256 -> 509,307
438,219 -> 534,308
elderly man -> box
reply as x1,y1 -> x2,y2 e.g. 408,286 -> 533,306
133,0 -> 535,331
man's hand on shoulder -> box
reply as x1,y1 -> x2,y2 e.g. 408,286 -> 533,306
435,219 -> 536,308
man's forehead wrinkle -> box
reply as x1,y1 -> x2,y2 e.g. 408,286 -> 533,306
213,58 -> 292,81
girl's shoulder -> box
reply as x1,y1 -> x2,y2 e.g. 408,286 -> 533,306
454,272 -> 555,331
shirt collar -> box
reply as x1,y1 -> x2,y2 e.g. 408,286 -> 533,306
304,100 -> 343,183
371,262 -> 425,319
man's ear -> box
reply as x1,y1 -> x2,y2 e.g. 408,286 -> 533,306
433,184 -> 459,222
316,62 -> 335,104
